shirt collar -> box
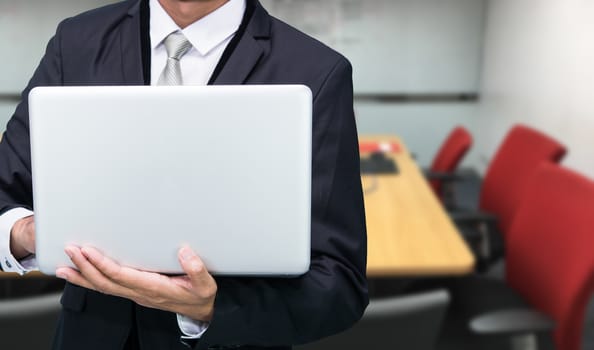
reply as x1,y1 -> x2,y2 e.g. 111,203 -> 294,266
150,0 -> 246,56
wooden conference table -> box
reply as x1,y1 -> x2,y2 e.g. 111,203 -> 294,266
361,135 -> 475,277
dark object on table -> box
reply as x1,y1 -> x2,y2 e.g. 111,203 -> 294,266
360,152 -> 399,174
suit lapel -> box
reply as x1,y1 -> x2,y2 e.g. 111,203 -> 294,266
120,0 -> 145,85
212,1 -> 271,85
211,35 -> 264,85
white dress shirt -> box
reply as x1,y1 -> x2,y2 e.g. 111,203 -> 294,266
0,0 -> 245,340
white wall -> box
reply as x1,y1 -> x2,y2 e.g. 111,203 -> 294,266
0,1 -> 117,128
0,1 -> 118,94
476,0 -> 594,177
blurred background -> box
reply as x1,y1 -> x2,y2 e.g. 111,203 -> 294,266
2,0 -> 594,177
0,0 -> 594,349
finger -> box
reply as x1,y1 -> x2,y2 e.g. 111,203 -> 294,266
80,246 -> 126,282
65,246 -> 137,298
81,246 -> 174,292
56,267 -> 96,291
178,246 -> 214,288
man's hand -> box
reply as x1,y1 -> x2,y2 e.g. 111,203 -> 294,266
10,215 -> 36,259
56,245 -> 217,322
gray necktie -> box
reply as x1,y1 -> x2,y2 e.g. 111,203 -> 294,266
157,32 -> 192,85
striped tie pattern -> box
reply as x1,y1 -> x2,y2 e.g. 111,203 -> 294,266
157,32 -> 193,86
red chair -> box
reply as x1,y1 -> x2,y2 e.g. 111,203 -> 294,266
467,163 -> 594,350
480,124 -> 567,234
453,124 -> 567,263
425,126 -> 473,201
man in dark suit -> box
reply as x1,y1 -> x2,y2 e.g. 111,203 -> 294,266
0,0 -> 368,349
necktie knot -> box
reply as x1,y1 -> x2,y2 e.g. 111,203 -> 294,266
158,32 -> 192,85
164,32 -> 192,61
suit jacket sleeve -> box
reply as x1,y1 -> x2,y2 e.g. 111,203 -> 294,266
0,21 -> 65,212
199,58 -> 368,349
0,23 -> 65,273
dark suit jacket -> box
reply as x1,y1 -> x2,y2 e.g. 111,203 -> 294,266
0,1 -> 368,349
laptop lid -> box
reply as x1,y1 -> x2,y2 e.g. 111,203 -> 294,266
28,85 -> 312,276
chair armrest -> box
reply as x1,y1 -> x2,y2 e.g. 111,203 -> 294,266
450,210 -> 498,224
470,309 -> 555,336
450,210 -> 500,264
423,170 -> 465,182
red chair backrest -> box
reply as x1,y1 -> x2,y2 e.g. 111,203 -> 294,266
429,126 -> 473,196
506,163 -> 594,350
480,124 -> 566,234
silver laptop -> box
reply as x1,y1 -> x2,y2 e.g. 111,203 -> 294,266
28,85 -> 312,276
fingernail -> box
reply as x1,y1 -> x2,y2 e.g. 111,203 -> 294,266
64,247 -> 74,259
56,269 -> 68,280
80,247 -> 90,258
180,246 -> 194,261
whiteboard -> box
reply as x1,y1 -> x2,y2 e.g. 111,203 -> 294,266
261,0 -> 486,94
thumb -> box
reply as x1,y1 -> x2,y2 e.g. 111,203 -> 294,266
178,245 -> 213,287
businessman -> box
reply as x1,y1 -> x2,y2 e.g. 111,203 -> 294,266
0,0 -> 368,349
